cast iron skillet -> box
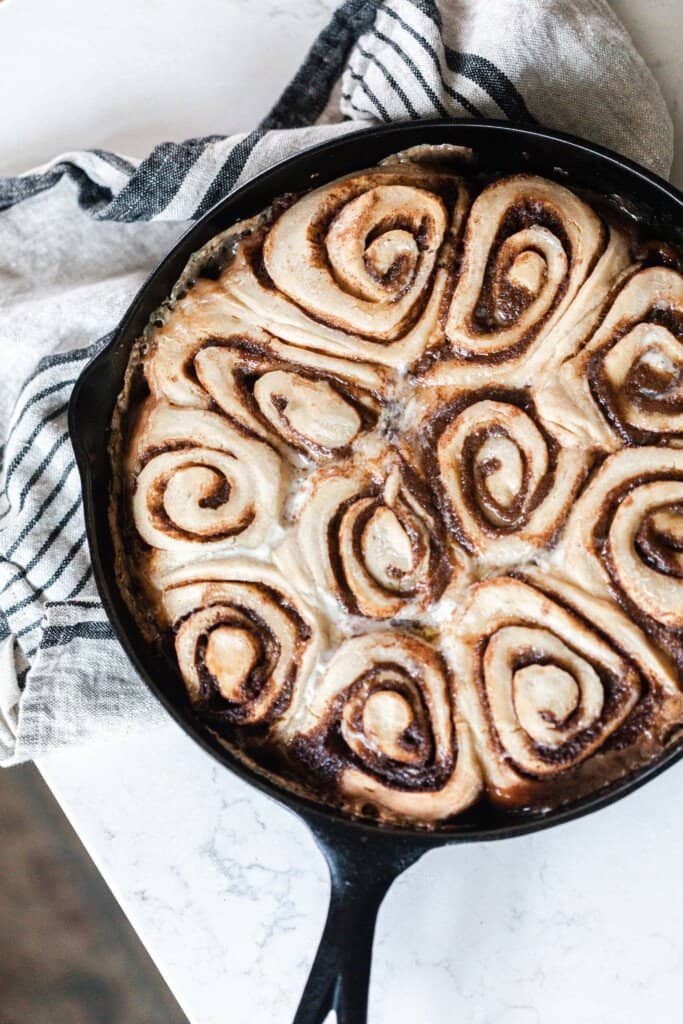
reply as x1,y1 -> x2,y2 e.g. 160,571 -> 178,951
69,119 -> 683,1024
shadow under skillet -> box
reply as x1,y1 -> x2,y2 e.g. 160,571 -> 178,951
0,763 -> 189,1024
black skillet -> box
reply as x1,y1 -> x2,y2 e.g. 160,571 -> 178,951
68,119 -> 683,1024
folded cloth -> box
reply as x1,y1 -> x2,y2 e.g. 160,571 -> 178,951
0,0 -> 673,764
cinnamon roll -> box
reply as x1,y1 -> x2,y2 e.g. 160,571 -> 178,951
559,447 -> 683,655
536,265 -> 683,449
125,400 -> 284,582
420,388 -> 589,567
289,631 -> 482,823
214,163 -> 469,371
160,558 -> 323,729
111,146 -> 683,827
148,319 -> 379,463
449,570 -> 682,808
425,175 -> 632,387
281,445 -> 455,621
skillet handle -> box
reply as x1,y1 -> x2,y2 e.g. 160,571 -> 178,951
293,822 -> 426,1024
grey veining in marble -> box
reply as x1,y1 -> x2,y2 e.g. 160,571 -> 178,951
42,719 -> 683,1024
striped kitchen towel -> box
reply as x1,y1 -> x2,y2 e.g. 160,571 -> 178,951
0,0 -> 673,763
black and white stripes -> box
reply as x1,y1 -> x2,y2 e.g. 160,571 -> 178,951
0,340 -> 109,670
341,0 -> 536,124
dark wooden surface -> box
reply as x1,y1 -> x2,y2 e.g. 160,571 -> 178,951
0,763 -> 189,1024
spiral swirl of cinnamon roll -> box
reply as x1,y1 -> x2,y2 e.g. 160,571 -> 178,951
286,448 -> 454,620
160,558 -> 323,727
560,447 -> 683,642
264,171 -> 448,339
425,175 -> 632,387
128,401 -> 283,574
197,343 -> 377,463
290,631 -> 482,823
536,266 -> 683,449
219,164 -> 469,369
424,389 -> 589,567
449,570 -> 682,807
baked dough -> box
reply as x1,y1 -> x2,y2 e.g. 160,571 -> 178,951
111,150 -> 683,825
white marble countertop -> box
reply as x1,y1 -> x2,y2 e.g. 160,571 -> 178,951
41,730 -> 683,1024
3,0 -> 683,1021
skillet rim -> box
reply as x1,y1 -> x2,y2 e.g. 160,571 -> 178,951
69,116 -> 683,845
